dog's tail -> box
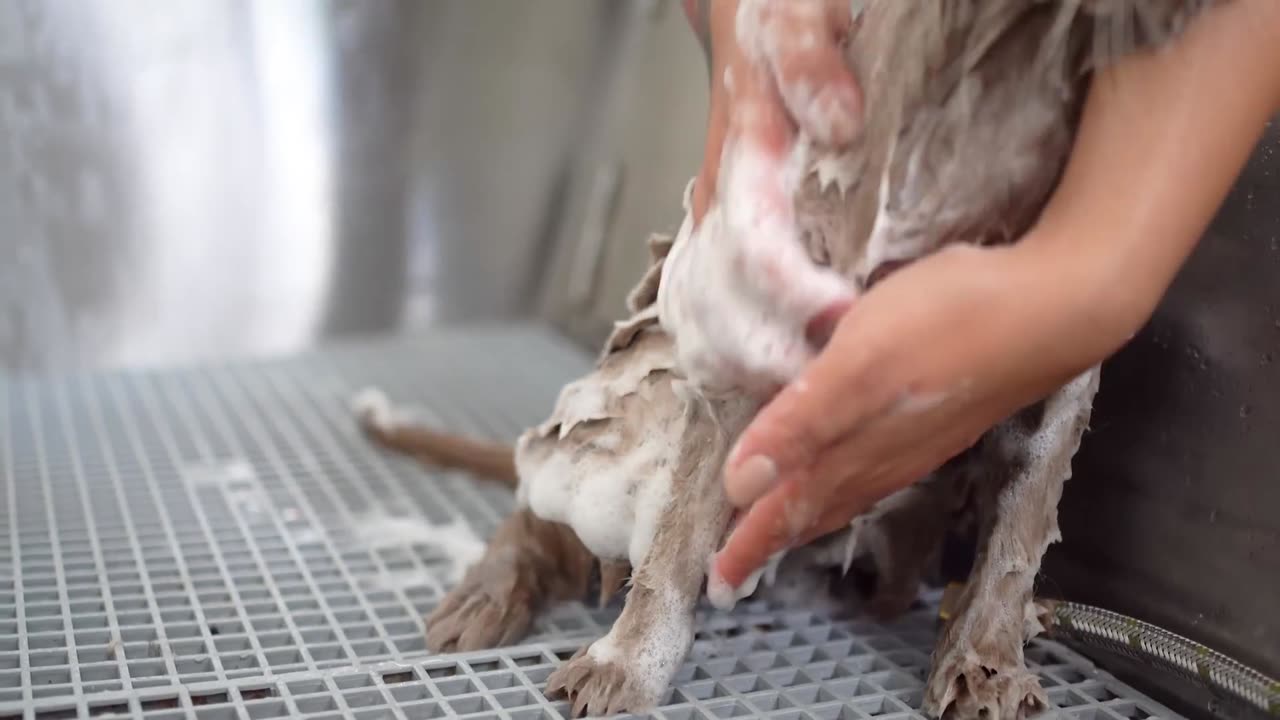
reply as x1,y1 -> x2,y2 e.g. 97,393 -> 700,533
352,388 -> 517,486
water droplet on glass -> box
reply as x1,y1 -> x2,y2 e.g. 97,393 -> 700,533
1240,404 -> 1252,418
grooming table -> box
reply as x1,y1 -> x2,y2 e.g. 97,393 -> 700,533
0,325 -> 1184,719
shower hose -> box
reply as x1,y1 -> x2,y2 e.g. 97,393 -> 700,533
1039,599 -> 1278,717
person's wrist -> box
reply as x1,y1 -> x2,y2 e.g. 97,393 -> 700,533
1014,228 -> 1153,367
682,0 -> 713,70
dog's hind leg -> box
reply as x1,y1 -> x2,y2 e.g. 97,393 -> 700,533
427,508 -> 596,652
923,367 -> 1100,720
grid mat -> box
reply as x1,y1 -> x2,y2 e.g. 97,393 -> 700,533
0,325 -> 1184,719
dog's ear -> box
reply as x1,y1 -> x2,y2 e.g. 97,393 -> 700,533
647,231 -> 675,264
603,230 -> 675,361
625,232 -> 675,314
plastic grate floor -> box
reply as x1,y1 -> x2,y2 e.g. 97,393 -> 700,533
0,325 -> 1184,719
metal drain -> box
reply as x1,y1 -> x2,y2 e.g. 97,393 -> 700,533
0,325 -> 1184,719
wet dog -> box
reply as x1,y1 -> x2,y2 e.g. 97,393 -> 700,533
354,2 -> 1217,716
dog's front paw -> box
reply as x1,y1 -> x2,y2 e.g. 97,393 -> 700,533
425,564 -> 534,652
923,651 -> 1047,720
546,645 -> 659,718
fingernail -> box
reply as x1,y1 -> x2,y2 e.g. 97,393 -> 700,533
725,455 -> 778,506
705,555 -> 739,610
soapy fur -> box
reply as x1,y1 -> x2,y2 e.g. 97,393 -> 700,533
357,222 -> 756,709
352,1 -> 1218,717
924,369 -> 1100,718
547,388 -> 754,716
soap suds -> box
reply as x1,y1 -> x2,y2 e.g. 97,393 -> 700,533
656,0 -> 861,397
736,0 -> 858,145
350,386 -> 398,431
182,460 -> 267,518
658,154 -> 855,397
515,329 -> 687,569
586,584 -> 693,703
350,513 -> 485,584
364,569 -> 437,592
183,459 -> 256,485
812,152 -> 858,196
890,388 -> 952,415
522,434 -> 675,565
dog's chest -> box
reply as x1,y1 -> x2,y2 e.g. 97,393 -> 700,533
513,331 -> 693,567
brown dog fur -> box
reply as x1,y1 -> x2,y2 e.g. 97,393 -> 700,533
353,413 -> 633,628
360,419 -> 518,486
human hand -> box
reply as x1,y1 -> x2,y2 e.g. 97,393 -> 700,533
659,0 -> 862,395
683,0 -> 862,225
708,241 -> 1130,591
703,0 -> 1280,592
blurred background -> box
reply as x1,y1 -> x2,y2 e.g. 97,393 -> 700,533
0,0 -> 702,371
1,0 -> 1276,712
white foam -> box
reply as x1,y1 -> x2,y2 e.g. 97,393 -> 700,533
182,460 -> 270,518
224,459 -> 255,481
364,569 -> 436,592
520,397 -> 682,567
350,513 -> 485,584
657,0 -> 861,397
657,158 -> 855,397
350,386 -> 396,430
890,389 -> 952,415
182,459 -> 257,486
813,152 -> 858,196
586,583 -> 694,708
515,331 -> 688,568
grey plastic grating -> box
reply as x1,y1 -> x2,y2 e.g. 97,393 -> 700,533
0,324 -> 1185,719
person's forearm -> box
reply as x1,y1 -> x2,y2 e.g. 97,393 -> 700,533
1026,0 -> 1280,354
682,0 -> 714,69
